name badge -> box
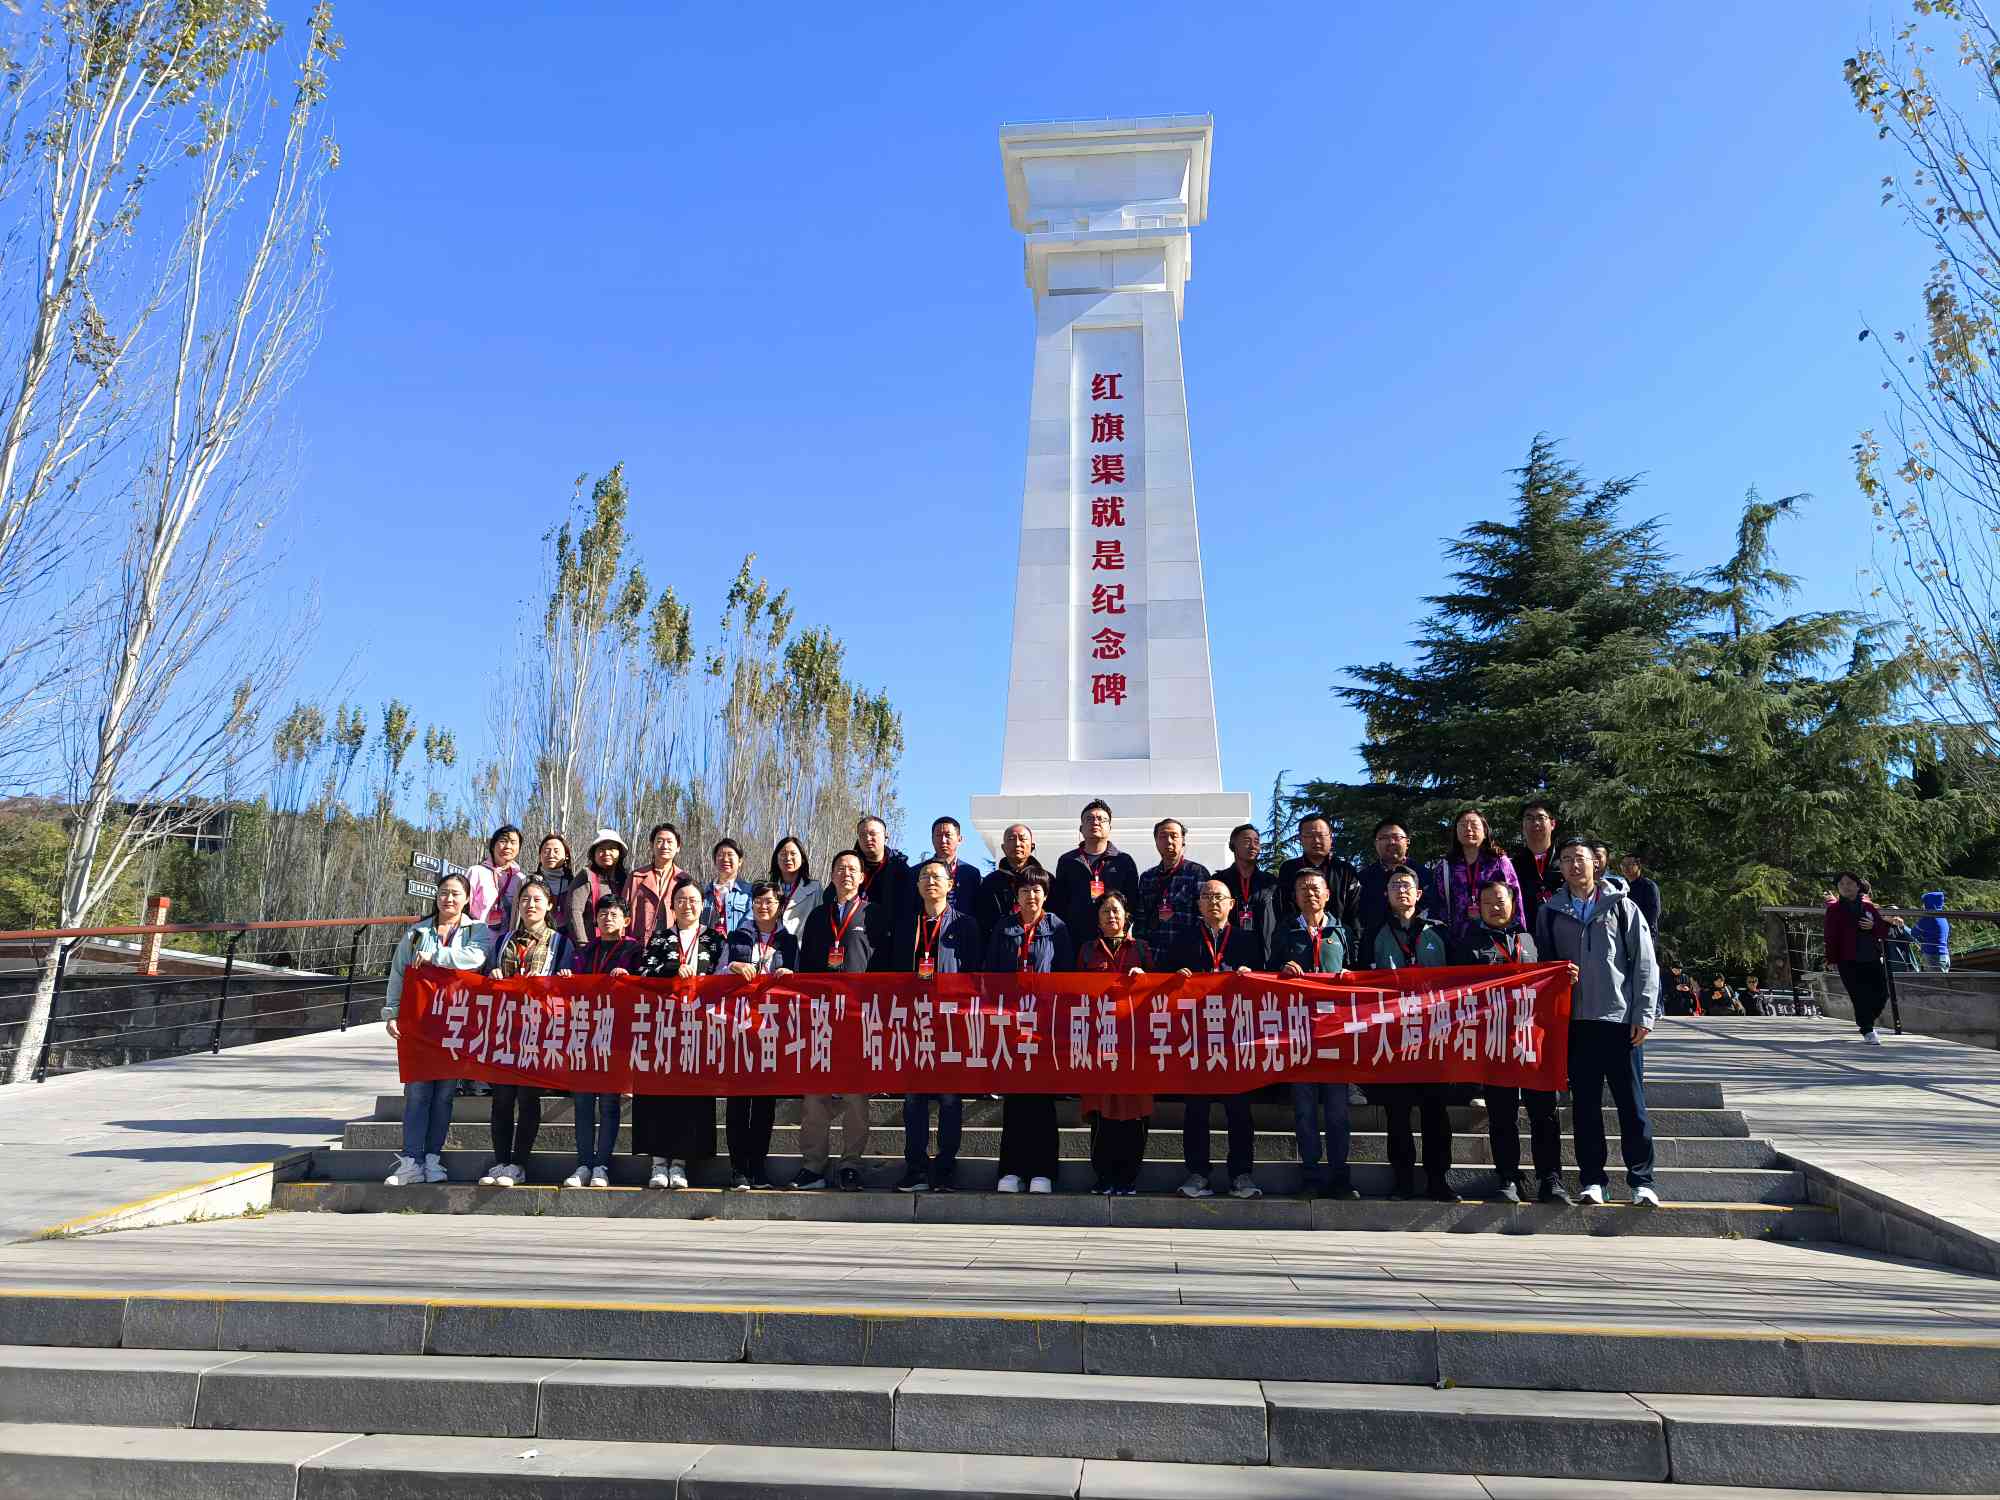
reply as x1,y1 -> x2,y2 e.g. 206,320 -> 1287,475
1157,900 -> 1173,923
1238,910 -> 1253,929
827,943 -> 846,968
917,956 -> 935,979
1090,877 -> 1105,899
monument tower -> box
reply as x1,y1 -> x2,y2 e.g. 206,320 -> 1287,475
971,115 -> 1252,870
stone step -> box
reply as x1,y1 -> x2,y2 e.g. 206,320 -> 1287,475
273,1178 -> 1837,1238
0,1425 -> 1973,1500
371,1095 -> 1751,1137
339,1119 -> 1783,1168
369,1078 -> 1731,1122
306,1147 -> 1806,1202
9,1293 -> 1994,1403
1,1351 -> 1994,1490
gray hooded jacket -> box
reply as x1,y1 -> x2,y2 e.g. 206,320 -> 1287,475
1531,873 -> 1660,1030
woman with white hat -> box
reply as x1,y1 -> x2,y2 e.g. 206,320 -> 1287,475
566,828 -> 631,949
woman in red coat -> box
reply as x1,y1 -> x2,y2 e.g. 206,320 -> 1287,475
1824,873 -> 1896,1045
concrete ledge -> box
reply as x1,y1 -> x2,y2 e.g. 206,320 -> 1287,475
895,1368 -> 1266,1464
219,1296 -> 429,1356
194,1352 -> 566,1437
295,1432 -> 706,1497
0,1291 -> 123,1347
749,1310 -> 1085,1374
0,1420 -> 359,1499
680,1441 -> 1084,1497
1435,1327 -> 1807,1398
1263,1381 -> 1668,1480
1644,1391 -> 2000,1493
1796,1334 -> 2000,1404
21,1152 -> 315,1243
125,1296 -> 225,1350
0,1345 -> 249,1426
1084,1319 -> 1437,1385
1080,1459 -> 1489,1497
1794,1157 -> 2000,1278
540,1359 -> 905,1449
428,1302 -> 748,1363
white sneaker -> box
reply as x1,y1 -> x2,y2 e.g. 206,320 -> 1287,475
1178,1173 -> 1215,1200
563,1166 -> 590,1189
1028,1176 -> 1053,1194
422,1155 -> 447,1184
666,1161 -> 689,1190
1230,1173 -> 1263,1200
495,1163 -> 525,1187
996,1174 -> 1023,1193
1633,1185 -> 1662,1208
478,1165 -> 503,1186
590,1167 -> 609,1188
1864,1030 -> 1884,1046
384,1155 -> 422,1186
1578,1184 -> 1607,1206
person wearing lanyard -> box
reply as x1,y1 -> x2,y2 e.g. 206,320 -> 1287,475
1221,822 -> 1277,966
467,824 -> 524,941
623,822 -> 683,951
901,816 -> 983,928
633,877 -> 724,1189
1356,819 -> 1441,934
1074,890 -> 1152,1195
978,822 -> 1049,939
1137,818 -> 1210,957
1365,866 -> 1457,1202
566,828 -> 630,948
1509,800 -> 1564,938
892,859 -> 984,1193
851,814 -> 908,940
767,836 -> 822,943
1272,869 -> 1359,1203
796,851 -> 876,1190
723,882 -> 800,1190
554,896 -> 642,1190
984,868 -> 1074,1193
704,838 -> 752,943
1452,878 -> 1569,1207
1277,814 -> 1360,951
1167,879 -> 1265,1201
1052,798 -> 1141,940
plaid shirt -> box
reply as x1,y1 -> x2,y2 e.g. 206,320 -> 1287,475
1136,858 -> 1211,952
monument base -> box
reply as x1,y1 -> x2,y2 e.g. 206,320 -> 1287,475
970,790 -> 1254,874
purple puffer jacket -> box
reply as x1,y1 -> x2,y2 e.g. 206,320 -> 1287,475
1434,851 -> 1525,937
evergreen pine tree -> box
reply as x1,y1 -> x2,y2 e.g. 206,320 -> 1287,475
1294,437 -> 1695,858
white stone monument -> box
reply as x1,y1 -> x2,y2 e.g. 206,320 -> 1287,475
970,115 -> 1253,872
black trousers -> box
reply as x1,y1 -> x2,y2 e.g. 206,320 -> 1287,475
1182,1094 -> 1256,1179
1486,1087 -> 1561,1182
726,1096 -> 776,1176
1376,1084 -> 1452,1190
999,1095 -> 1059,1180
1568,1019 -> 1655,1190
489,1085 -> 542,1164
1090,1115 -> 1148,1189
1836,960 -> 1890,1035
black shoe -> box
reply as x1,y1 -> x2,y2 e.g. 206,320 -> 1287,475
792,1169 -> 828,1190
1492,1179 -> 1523,1205
896,1171 -> 929,1193
837,1166 -> 863,1191
1389,1179 -> 1416,1202
1091,1178 -> 1112,1195
1425,1181 -> 1462,1204
930,1172 -> 956,1195
749,1176 -> 773,1191
1537,1175 -> 1574,1206
1324,1177 -> 1362,1201
729,1173 -> 753,1192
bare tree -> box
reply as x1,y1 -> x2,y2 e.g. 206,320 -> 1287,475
9,0 -> 339,1082
1849,3 -> 2000,755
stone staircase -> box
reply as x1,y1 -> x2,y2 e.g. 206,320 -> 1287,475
1,1293 -> 1994,1495
271,1079 -> 1840,1239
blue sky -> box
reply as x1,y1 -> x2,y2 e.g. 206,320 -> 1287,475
289,1 -> 1927,858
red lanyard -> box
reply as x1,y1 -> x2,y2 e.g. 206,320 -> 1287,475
1391,923 -> 1418,965
1018,915 -> 1043,971
752,924 -> 780,969
710,885 -> 730,927
1237,867 -> 1254,906
1497,931 -> 1519,963
1306,923 -> 1323,970
1202,925 -> 1228,971
918,913 -> 943,968
828,898 -> 863,949
1096,935 -> 1126,968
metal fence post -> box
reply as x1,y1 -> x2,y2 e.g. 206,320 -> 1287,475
29,939 -> 75,1083
339,926 -> 366,1030
208,931 -> 246,1054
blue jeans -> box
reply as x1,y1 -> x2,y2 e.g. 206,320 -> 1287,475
903,1094 -> 962,1179
401,1078 -> 456,1160
1291,1082 -> 1351,1189
1568,1019 -> 1655,1189
573,1093 -> 621,1170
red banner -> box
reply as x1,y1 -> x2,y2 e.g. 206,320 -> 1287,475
396,963 -> 1570,1095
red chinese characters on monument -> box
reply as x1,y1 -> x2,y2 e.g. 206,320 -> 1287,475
1087,370 -> 1131,715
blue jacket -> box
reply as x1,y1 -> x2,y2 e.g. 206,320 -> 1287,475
726,921 -> 800,973
985,913 -> 1075,974
702,879 -> 753,942
1915,892 -> 1951,962
890,906 -> 983,974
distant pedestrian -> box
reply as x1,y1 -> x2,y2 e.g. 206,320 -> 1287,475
1824,873 -> 1893,1045
1619,854 -> 1662,933
1914,891 -> 1952,972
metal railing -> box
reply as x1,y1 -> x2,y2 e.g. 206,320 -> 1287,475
0,915 -> 416,1083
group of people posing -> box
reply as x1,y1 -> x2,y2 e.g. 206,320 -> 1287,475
380,797 -> 1663,1208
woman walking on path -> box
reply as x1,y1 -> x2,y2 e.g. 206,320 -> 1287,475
382,874 -> 489,1187
1824,873 -> 1900,1045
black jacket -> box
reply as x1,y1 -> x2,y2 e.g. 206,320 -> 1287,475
1627,876 -> 1662,932
1215,862 -> 1277,968
984,913 -> 1075,974
1051,844 -> 1142,937
895,856 -> 982,926
637,924 -> 726,977
1276,853 -> 1360,948
1450,926 -> 1539,967
1508,843 -> 1563,937
725,922 -> 800,972
1166,922 -> 1263,973
976,857 -> 1050,938
800,896 -> 880,973
888,906 -> 983,974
